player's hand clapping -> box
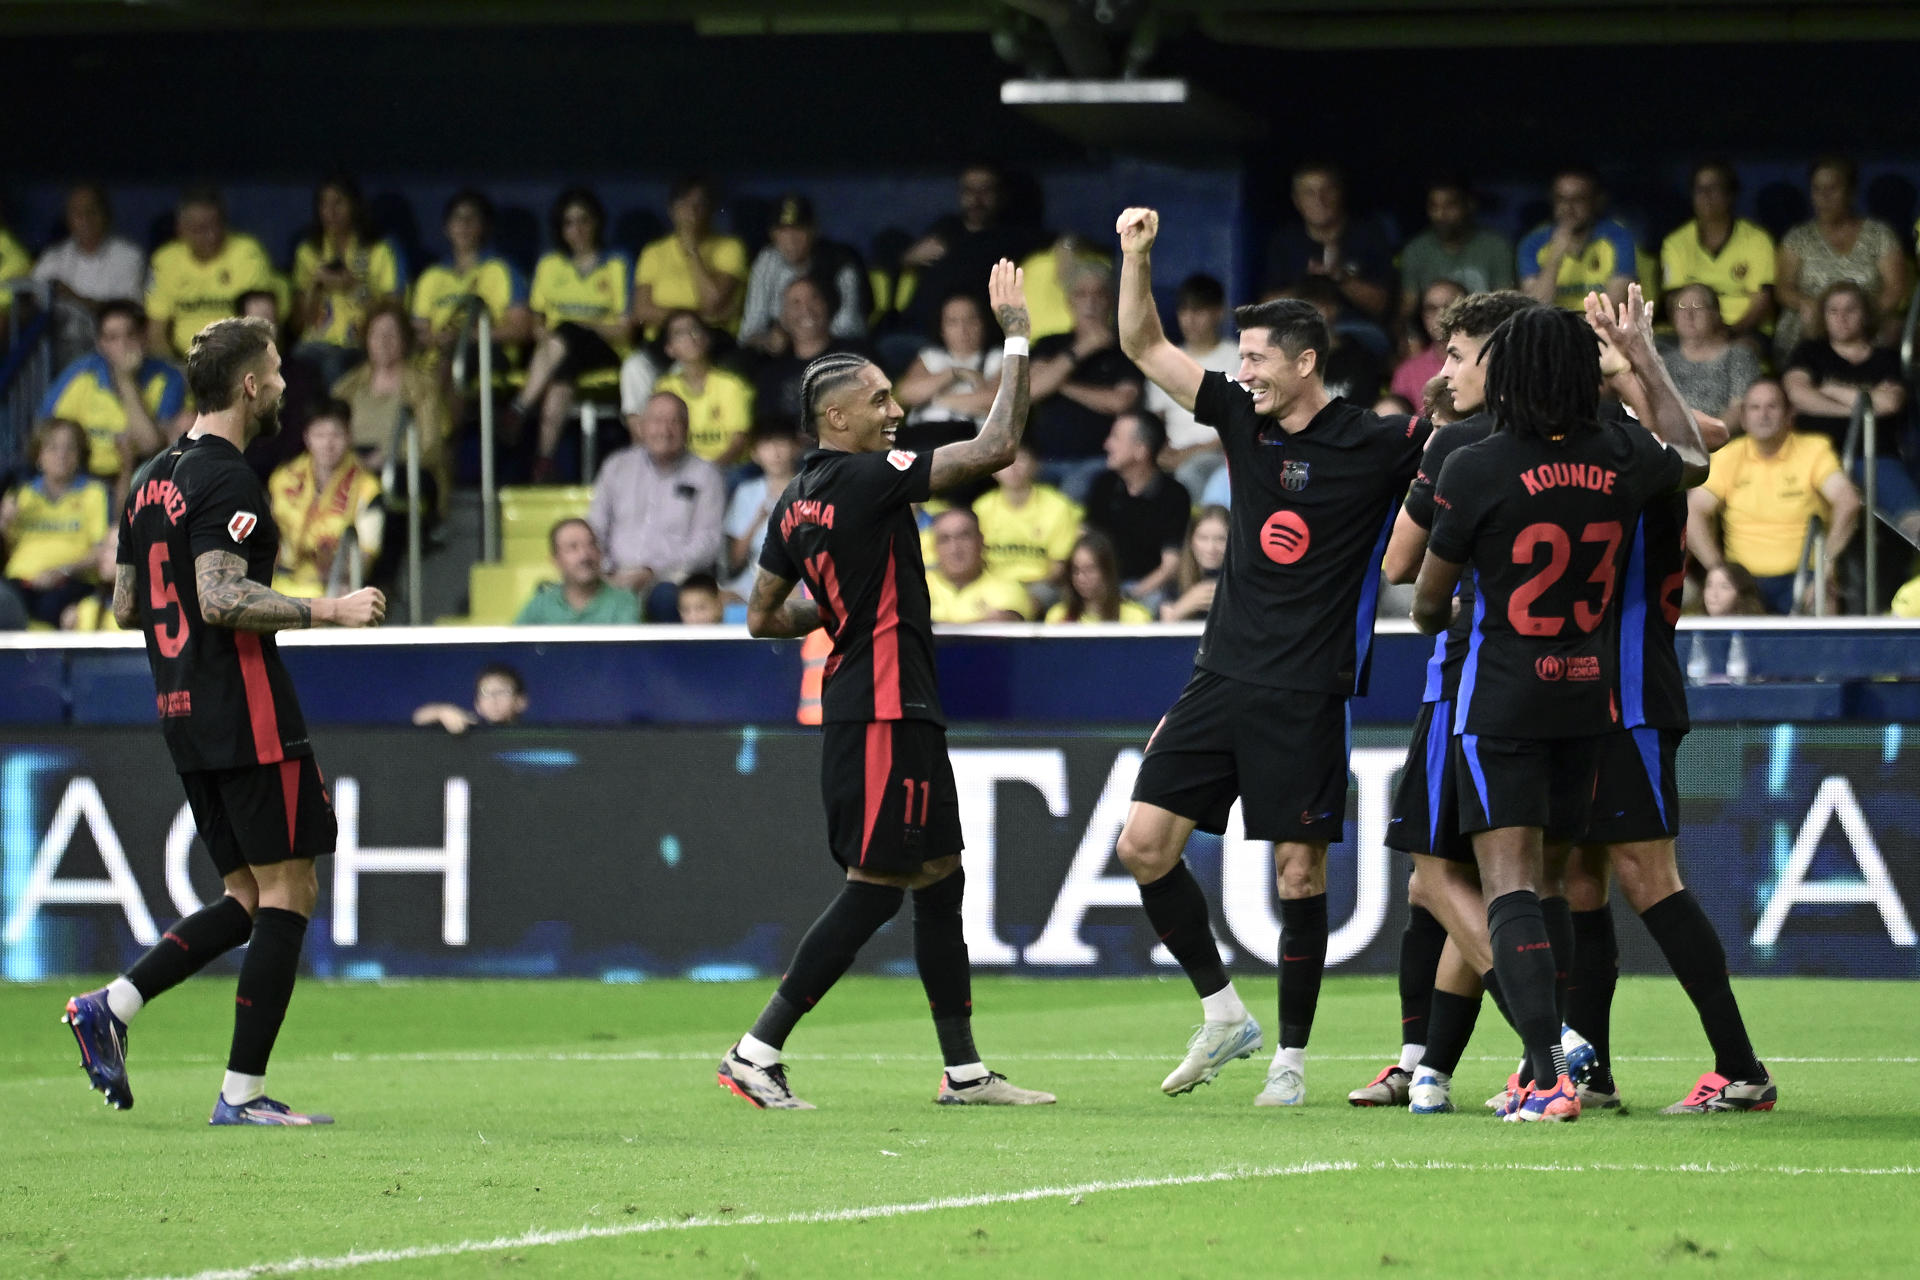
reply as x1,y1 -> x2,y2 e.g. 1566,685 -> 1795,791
1584,284 -> 1657,369
1115,207 -> 1159,256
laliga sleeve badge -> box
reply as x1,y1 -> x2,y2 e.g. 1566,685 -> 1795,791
227,511 -> 258,542
886,449 -> 917,471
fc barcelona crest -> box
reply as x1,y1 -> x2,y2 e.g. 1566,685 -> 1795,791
1279,459 -> 1310,492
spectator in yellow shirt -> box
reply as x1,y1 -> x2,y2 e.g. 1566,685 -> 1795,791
1,419 -> 110,628
1518,168 -> 1637,310
926,508 -> 1032,622
517,187 -> 632,480
293,174 -> 407,388
653,311 -> 754,465
1045,530 -> 1154,624
144,188 -> 285,360
0,219 -> 30,336
1660,162 -> 1775,343
970,440 -> 1079,614
631,175 -> 747,340
39,299 -> 191,503
1687,378 -> 1861,614
268,401 -> 385,599
410,189 -> 534,354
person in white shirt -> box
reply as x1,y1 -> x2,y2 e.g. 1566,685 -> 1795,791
1146,274 -> 1237,498
32,184 -> 147,364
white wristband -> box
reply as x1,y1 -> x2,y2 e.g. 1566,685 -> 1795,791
1003,336 -> 1029,358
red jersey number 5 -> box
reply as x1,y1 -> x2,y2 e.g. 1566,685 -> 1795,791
148,543 -> 189,658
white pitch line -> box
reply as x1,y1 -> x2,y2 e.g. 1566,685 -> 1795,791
130,1157 -> 1920,1280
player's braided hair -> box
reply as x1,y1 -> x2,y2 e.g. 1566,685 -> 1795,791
1481,306 -> 1601,441
798,352 -> 874,435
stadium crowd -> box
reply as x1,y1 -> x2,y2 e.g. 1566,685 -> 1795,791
4,156 -> 1917,631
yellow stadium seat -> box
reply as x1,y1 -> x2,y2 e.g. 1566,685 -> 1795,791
499,485 -> 592,563
469,561 -> 556,625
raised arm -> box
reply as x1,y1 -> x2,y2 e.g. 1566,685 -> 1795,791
1115,208 -> 1205,414
194,549 -> 385,631
1586,285 -> 1711,486
744,567 -> 821,639
928,260 -> 1032,492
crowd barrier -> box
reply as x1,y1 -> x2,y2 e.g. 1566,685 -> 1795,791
3,719 -> 1914,983
6,620 -> 1920,729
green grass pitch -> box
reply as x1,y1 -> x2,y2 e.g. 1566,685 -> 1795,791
4,975 -> 1915,1279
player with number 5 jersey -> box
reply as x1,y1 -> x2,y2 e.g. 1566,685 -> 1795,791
63,316 -> 385,1128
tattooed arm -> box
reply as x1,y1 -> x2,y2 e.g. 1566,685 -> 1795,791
928,259 -> 1032,492
112,564 -> 141,630
194,550 -> 387,631
745,567 -> 823,639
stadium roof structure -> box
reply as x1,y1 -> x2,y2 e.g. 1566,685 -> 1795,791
3,0 -> 1919,45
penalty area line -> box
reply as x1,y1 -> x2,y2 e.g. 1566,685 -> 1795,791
132,1158 -> 1919,1280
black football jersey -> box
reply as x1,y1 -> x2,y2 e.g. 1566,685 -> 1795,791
1403,411 -> 1492,705
1428,418 -> 1684,739
759,446 -> 944,725
117,434 -> 311,772
1191,371 -> 1431,697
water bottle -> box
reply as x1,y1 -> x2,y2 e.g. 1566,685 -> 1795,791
1686,633 -> 1711,684
1726,632 -> 1750,685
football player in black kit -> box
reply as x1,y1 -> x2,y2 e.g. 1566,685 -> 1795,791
1412,295 -> 1712,1122
1113,207 -> 1430,1106
62,316 -> 385,1125
1561,291 -> 1775,1115
717,260 -> 1054,1110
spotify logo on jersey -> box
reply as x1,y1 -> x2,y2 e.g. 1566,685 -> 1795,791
1260,511 -> 1310,565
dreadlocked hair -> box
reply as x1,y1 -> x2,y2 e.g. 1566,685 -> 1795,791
1481,307 -> 1602,442
798,352 -> 873,435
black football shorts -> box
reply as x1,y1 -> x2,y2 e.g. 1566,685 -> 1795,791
1581,727 -> 1683,845
1133,669 -> 1351,844
179,756 -> 338,877
819,719 -> 964,875
1386,698 -> 1475,864
1452,733 -> 1603,842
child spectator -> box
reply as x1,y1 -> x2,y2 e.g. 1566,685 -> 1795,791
515,517 -> 640,625
1,419 -> 109,628
632,175 -> 748,340
414,663 -> 529,733
517,187 -> 631,481
1148,273 -> 1238,499
1700,563 -> 1767,617
723,421 -> 802,599
654,311 -> 755,465
1046,530 -> 1153,624
1160,504 -> 1229,622
675,572 -> 725,624
268,400 -> 384,599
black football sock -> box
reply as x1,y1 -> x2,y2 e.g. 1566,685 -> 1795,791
1541,895 -> 1574,1024
1480,968 -> 1518,1031
1569,905 -> 1619,1089
752,880 -> 904,1050
1420,990 -> 1483,1078
1138,861 -> 1229,998
1397,905 -> 1448,1050
1640,889 -> 1765,1081
226,907 -> 308,1077
912,870 -> 978,1068
1486,890 -> 1567,1086
125,896 -> 254,1003
1278,893 -> 1329,1050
